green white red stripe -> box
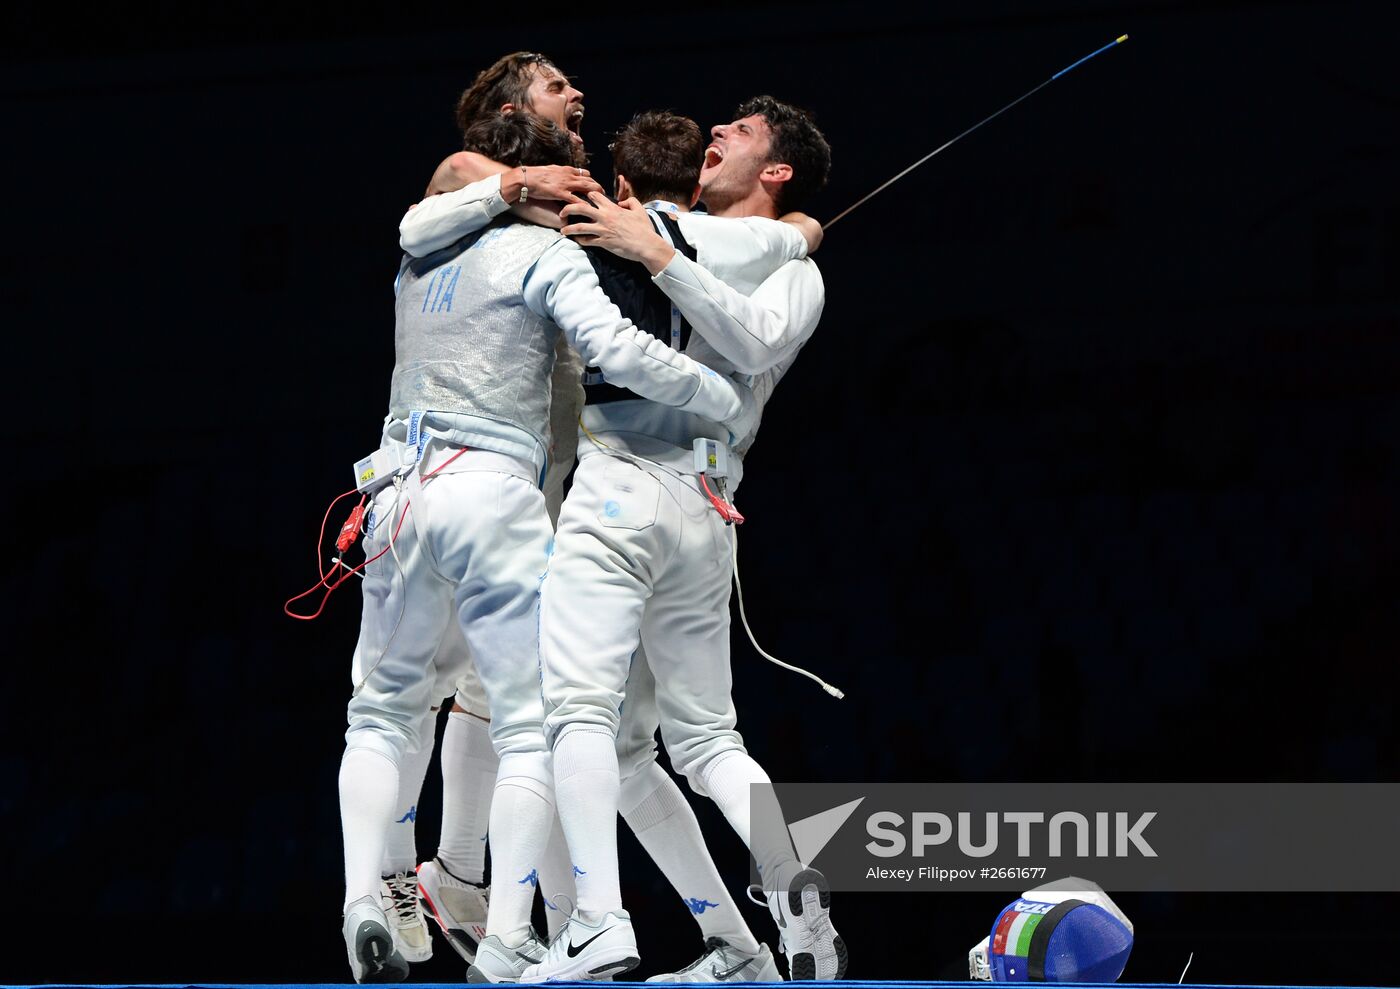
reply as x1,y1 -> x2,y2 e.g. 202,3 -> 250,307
993,906 -> 1044,957
1008,911 -> 1043,956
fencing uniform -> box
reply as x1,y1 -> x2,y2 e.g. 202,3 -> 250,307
538,204 -> 821,921
604,225 -> 825,770
550,210 -> 820,760
396,189 -> 811,774
397,186 -> 818,976
587,214 -> 844,981
339,214 -> 750,973
403,332 -> 585,961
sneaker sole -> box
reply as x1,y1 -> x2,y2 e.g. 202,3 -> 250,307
466,961 -> 522,984
418,886 -> 480,964
784,869 -> 847,981
354,921 -> 410,984
590,956 -> 641,980
531,950 -> 640,982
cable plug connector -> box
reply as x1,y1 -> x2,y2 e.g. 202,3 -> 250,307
699,473 -> 745,525
329,556 -> 365,579
336,501 -> 367,553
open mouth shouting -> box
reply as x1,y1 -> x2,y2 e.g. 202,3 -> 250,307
700,141 -> 725,184
566,106 -> 585,146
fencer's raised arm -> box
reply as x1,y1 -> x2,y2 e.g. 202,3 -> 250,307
523,238 -> 757,437
424,151 -> 502,197
400,156 -> 603,256
400,173 -> 511,256
558,194 -> 819,372
675,211 -> 809,287
560,193 -> 809,288
778,211 -> 824,254
653,255 -> 825,375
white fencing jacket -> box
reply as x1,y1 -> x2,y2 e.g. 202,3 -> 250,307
398,176 -> 824,486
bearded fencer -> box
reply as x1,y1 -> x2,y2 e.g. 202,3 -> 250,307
375,54 -> 600,971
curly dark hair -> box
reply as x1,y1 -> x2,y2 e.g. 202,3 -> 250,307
461,111 -> 575,169
734,95 -> 832,212
455,52 -> 559,136
609,111 -> 705,206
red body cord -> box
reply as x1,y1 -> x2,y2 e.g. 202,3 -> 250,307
283,448 -> 469,620
698,474 -> 745,525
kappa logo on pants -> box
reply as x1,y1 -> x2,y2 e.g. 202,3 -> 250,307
518,868 -> 540,887
685,897 -> 721,915
396,805 -> 417,824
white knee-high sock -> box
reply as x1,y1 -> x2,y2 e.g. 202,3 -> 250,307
699,751 -> 801,894
537,809 -> 577,939
552,724 -> 622,920
486,752 -> 556,945
621,761 -> 760,954
340,746 -> 400,909
438,711 -> 497,884
383,710 -> 436,875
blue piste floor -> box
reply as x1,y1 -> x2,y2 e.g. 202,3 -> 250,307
8,974 -> 1388,980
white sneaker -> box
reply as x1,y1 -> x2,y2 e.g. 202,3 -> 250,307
418,858 -> 489,963
645,937 -> 782,982
519,910 -> 640,982
761,869 -> 847,980
466,931 -> 548,983
343,894 -> 410,983
381,872 -> 432,963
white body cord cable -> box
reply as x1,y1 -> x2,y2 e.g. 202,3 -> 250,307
731,527 -> 845,699
581,422 -> 845,698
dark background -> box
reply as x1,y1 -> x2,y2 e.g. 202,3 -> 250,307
4,0 -> 1397,984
